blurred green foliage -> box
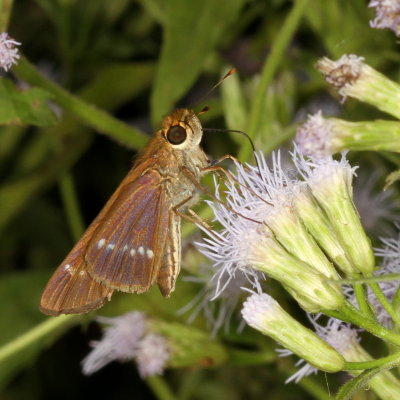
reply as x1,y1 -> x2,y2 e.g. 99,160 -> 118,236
1,0 -> 399,399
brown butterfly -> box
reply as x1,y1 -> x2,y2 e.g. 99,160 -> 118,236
40,108 -> 210,316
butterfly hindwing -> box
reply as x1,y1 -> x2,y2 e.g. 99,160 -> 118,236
40,245 -> 113,316
85,169 -> 170,292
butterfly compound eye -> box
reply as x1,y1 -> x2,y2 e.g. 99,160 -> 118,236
167,125 -> 187,145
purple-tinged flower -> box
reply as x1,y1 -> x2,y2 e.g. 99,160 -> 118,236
0,32 -> 20,72
369,0 -> 400,36
296,111 -> 400,158
82,311 -> 170,377
295,111 -> 335,158
135,333 -> 171,378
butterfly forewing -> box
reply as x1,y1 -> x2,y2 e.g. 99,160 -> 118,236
40,246 -> 113,316
86,170 -> 170,293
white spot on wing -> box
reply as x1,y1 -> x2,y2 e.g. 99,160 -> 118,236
63,264 -> 71,271
97,239 -> 106,249
107,244 -> 115,250
122,245 -> 128,252
146,249 -> 154,259
130,248 -> 136,257
138,246 -> 145,255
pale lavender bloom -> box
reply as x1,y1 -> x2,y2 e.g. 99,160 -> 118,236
135,333 -> 171,378
295,111 -> 334,158
82,311 -> 170,377
0,32 -> 20,72
369,0 -> 400,36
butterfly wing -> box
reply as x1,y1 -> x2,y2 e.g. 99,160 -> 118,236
85,169 -> 170,292
40,242 -> 113,316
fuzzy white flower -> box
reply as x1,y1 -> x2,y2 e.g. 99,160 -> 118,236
82,311 -> 170,377
0,32 -> 20,72
135,333 -> 171,378
369,0 -> 400,36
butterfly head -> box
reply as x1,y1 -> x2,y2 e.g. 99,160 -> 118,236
161,109 -> 203,150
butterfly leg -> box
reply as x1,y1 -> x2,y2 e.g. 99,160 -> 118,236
172,194 -> 213,230
157,194 -> 213,297
157,211 -> 181,297
209,153 -> 243,166
181,166 -> 262,225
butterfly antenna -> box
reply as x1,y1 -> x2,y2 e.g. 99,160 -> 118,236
191,68 -> 236,111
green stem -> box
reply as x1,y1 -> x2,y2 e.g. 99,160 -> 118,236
339,273 -> 400,285
369,281 -> 400,325
393,288 -> 400,314
0,315 -> 77,364
145,375 -> 176,400
241,0 -> 309,160
344,352 -> 400,371
58,173 -> 85,241
13,56 -> 148,149
353,282 -> 375,320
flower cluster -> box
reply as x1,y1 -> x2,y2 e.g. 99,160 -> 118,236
199,149 -> 374,313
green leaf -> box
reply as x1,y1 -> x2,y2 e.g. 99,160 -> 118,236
81,62 -> 156,110
150,0 -> 245,124
0,78 -> 57,127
